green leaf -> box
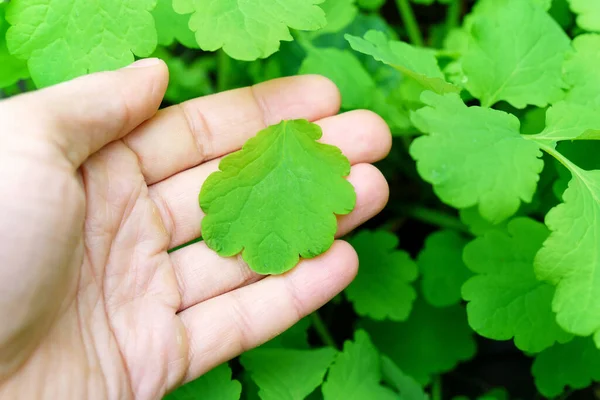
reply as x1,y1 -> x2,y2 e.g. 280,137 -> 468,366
299,46 -> 376,109
362,299 -> 477,384
563,34 -> 600,107
346,230 -> 418,321
418,230 -> 472,308
172,0 -> 326,60
345,30 -> 460,95
164,363 -> 241,400
322,330 -> 398,400
316,0 -> 357,36
568,0 -> 600,31
5,0 -> 157,87
357,0 -> 386,10
462,0 -> 571,108
380,356 -> 427,400
532,337 -> 600,397
532,101 -> 600,143
199,120 -> 356,275
410,91 -> 544,223
152,0 -> 198,48
534,165 -> 600,341
0,6 -> 28,88
462,218 -> 572,353
241,347 -> 337,400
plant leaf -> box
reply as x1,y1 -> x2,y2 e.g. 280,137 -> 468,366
410,91 -> 543,223
152,0 -> 198,48
346,230 -> 418,321
568,0 -> 600,31
463,0 -> 570,108
199,120 -> 356,275
172,0 -> 326,60
5,0 -> 157,87
462,218 -> 572,353
164,363 -> 241,400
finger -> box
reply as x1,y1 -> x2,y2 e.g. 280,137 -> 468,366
149,110 -> 391,248
170,163 -> 388,311
124,75 -> 342,185
2,59 -> 169,167
176,240 -> 358,383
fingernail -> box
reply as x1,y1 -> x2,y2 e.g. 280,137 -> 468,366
125,58 -> 161,68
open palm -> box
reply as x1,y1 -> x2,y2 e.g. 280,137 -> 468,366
0,60 -> 391,399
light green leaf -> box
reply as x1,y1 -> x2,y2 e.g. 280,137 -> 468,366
533,0 -> 552,10
199,120 -> 356,275
568,0 -> 600,31
5,0 -> 157,87
410,91 -> 544,223
164,363 -> 241,400
346,230 -> 418,321
462,218 -> 572,353
345,30 -> 460,94
362,299 -> 477,384
152,0 -> 198,48
241,347 -> 337,400
357,0 -> 386,10
299,47 -> 376,109
532,101 -> 600,143
534,166 -> 600,341
532,337 -> 600,397
563,34 -> 600,107
317,0 -> 357,35
322,330 -> 399,400
418,230 -> 472,308
463,0 -> 570,108
172,0 -> 326,60
0,6 -> 28,88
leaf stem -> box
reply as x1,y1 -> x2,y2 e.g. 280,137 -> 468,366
445,0 -> 462,31
431,376 -> 443,400
311,311 -> 338,349
395,0 -> 424,47
406,206 -> 470,234
217,50 -> 231,92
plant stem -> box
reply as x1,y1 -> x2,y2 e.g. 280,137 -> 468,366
431,376 -> 443,400
395,0 -> 424,47
311,311 -> 337,349
407,206 -> 470,234
217,50 -> 231,93
445,0 -> 462,31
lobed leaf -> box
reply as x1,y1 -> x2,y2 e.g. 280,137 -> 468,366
346,230 -> 418,321
462,218 -> 572,353
199,120 -> 356,275
164,363 -> 241,400
410,91 -> 543,223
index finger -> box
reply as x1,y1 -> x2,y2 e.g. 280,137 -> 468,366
124,75 -> 341,185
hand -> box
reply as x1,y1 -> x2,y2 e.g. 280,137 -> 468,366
0,59 -> 391,399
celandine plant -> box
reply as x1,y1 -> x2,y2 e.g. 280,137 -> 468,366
2,0 -> 600,398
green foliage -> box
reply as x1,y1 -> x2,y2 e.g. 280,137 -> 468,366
362,299 -> 477,384
152,0 -> 198,48
322,330 -> 399,399
199,120 -> 356,274
241,347 -> 337,400
410,91 -> 543,223
0,6 -> 28,88
462,0 -> 570,108
172,0 -> 327,60
346,230 -> 418,320
563,34 -> 600,106
568,0 -> 600,31
5,0 -> 157,87
418,230 -> 471,308
164,363 -> 241,400
532,337 -> 600,397
462,218 -> 572,352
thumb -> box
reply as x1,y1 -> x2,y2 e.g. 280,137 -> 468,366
3,58 -> 169,167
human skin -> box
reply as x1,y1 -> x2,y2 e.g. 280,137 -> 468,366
0,58 -> 391,399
